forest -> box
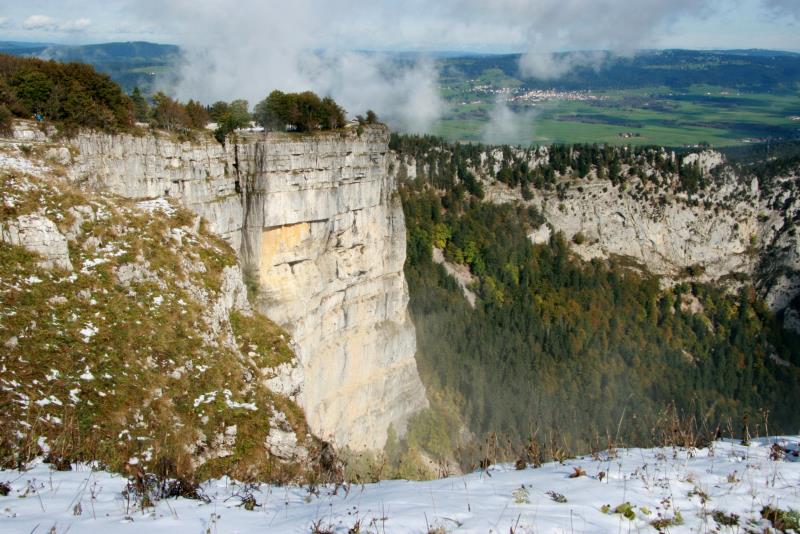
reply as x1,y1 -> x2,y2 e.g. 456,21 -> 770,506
395,133 -> 800,463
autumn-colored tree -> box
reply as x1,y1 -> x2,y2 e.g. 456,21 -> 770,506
151,92 -> 190,131
184,99 -> 210,129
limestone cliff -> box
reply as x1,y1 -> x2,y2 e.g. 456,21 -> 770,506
64,124 -> 427,450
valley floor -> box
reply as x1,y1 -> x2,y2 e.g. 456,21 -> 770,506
1,438 -> 799,533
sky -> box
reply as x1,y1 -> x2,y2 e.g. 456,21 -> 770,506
1,0 -> 798,133
1,0 -> 798,51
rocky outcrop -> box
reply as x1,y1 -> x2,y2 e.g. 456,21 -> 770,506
1,213 -> 73,271
65,125 -> 427,450
432,247 -> 477,307
503,173 -> 760,283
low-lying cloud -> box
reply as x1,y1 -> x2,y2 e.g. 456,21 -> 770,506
482,98 -> 538,145
134,0 -> 443,132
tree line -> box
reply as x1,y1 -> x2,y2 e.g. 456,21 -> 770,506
0,54 -> 371,141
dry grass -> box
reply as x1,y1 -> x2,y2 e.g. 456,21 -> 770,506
0,168 -> 311,482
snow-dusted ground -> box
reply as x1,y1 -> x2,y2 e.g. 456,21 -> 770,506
1,438 -> 799,533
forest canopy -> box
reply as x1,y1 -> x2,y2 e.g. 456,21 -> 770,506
394,133 -> 800,458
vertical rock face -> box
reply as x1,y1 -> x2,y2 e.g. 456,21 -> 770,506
235,127 -> 427,450
67,125 -> 427,450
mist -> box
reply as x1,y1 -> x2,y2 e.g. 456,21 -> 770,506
131,0 -> 444,133
481,99 -> 538,145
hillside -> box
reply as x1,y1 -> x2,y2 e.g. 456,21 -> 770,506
0,130 -> 312,482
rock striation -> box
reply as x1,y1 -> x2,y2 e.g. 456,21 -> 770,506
66,125 -> 427,450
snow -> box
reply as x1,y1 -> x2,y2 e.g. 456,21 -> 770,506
79,323 -> 99,344
1,438 -> 799,533
136,197 -> 177,217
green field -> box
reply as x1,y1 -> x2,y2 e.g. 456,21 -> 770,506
433,85 -> 800,147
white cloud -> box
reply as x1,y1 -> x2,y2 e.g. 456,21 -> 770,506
22,15 -> 57,30
20,14 -> 90,32
60,18 -> 91,32
481,98 -> 538,145
0,17 -> 10,29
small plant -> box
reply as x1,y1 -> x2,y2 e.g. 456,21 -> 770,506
761,506 -> 800,532
613,502 -> 636,520
512,486 -> 530,504
0,481 -> 10,496
711,510 -> 739,527
569,466 -> 587,478
650,511 -> 684,531
547,490 -> 567,503
688,486 -> 710,504
310,519 -> 336,534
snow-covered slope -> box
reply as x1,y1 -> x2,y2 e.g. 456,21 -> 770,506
2,438 -> 798,533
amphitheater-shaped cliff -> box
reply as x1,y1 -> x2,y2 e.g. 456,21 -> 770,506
65,124 -> 428,450
390,146 -> 800,329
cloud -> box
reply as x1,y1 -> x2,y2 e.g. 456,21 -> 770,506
0,17 -> 10,29
136,0 -> 443,133
21,14 -> 91,32
481,98 -> 538,145
60,18 -> 92,32
520,51 -> 611,80
22,15 -> 57,30
763,0 -> 799,20
448,0 -> 718,79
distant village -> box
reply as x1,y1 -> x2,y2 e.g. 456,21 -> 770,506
456,82 -> 606,105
